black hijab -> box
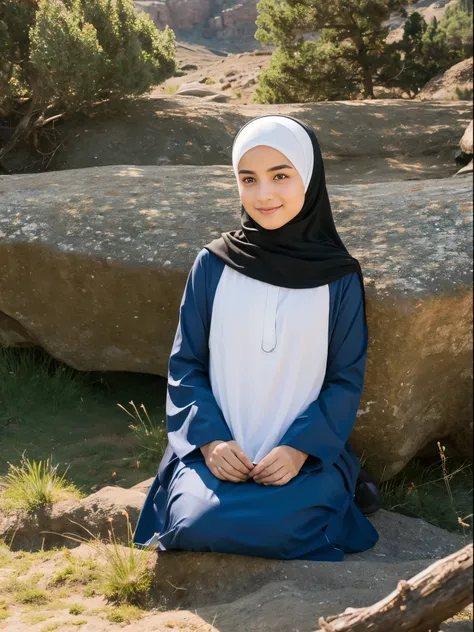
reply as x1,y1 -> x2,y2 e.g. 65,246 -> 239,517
205,114 -> 366,314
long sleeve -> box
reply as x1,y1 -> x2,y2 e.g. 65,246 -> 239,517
166,249 -> 233,461
277,271 -> 367,469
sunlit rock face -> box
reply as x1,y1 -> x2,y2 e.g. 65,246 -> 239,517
0,166 -> 472,479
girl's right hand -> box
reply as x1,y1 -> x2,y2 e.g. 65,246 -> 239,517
200,440 -> 254,482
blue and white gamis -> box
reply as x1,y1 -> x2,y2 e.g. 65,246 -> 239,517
133,248 -> 379,561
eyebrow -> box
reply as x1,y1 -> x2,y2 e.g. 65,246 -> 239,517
238,164 -> 294,174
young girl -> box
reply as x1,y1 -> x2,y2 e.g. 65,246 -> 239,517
133,115 -> 380,561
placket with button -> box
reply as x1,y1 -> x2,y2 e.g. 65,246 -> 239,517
261,284 -> 280,353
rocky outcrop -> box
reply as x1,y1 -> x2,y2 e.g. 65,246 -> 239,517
175,81 -> 220,96
0,486 -> 146,551
168,0 -> 212,31
220,0 -> 257,30
1,482 -> 471,630
0,166 -> 472,479
417,57 -> 473,101
135,0 -> 172,30
135,0 -> 258,39
135,0 -> 458,53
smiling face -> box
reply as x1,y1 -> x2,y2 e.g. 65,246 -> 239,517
237,145 -> 306,230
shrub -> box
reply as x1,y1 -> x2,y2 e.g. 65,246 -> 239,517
0,0 -> 177,163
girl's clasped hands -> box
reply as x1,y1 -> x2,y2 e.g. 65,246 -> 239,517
200,440 -> 308,486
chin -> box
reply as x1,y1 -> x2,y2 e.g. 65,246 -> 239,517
257,216 -> 286,230
250,210 -> 287,230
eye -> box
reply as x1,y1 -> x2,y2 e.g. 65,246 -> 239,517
242,174 -> 288,184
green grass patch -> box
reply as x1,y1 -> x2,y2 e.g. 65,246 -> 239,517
49,557 -> 101,589
0,599 -> 9,621
69,602 -> 86,615
0,347 -> 92,428
0,455 -> 83,514
381,445 -> 473,534
40,623 -> 63,632
15,587 -> 50,605
23,613 -> 52,625
118,400 -> 167,463
0,347 -> 166,493
62,511 -> 157,605
106,603 -> 144,623
163,83 -> 178,95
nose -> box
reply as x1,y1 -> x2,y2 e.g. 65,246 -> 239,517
256,181 -> 276,203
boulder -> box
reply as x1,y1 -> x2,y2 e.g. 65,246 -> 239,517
0,485 -> 146,551
456,159 -> 474,176
146,511 -> 471,630
417,57 -> 473,101
146,512 -> 471,631
202,92 -> 232,102
175,81 -> 219,97
0,166 -> 472,479
460,120 -> 473,156
2,490 -> 471,631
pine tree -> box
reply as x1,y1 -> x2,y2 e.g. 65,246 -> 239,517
254,0 -> 410,102
378,0 -> 473,97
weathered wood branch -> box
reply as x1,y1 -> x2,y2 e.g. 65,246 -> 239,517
0,92 -> 38,162
316,543 -> 473,632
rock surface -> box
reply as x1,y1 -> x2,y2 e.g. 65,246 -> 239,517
0,486 -> 146,551
175,81 -> 220,96
148,516 -> 472,630
0,166 -> 472,478
457,159 -> 473,176
417,57 -> 473,102
1,485 -> 472,630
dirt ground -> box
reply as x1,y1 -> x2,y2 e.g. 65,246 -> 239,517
15,98 -> 467,185
4,37 -> 471,178
155,42 -> 407,106
153,43 -> 274,105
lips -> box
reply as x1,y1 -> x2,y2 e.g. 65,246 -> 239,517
257,205 -> 282,214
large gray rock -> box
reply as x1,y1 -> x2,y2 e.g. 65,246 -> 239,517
147,515 -> 471,630
0,486 -> 146,551
0,166 -> 472,479
176,81 -> 219,96
417,57 -> 473,102
2,491 -> 471,631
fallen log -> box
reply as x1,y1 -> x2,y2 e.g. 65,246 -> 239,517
316,543 -> 473,632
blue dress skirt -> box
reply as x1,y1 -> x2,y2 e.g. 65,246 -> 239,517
133,250 -> 379,561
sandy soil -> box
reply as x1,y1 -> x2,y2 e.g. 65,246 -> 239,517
36,98 -> 469,185
152,43 -> 274,106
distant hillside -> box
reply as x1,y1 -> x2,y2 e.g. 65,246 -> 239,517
135,0 -> 456,53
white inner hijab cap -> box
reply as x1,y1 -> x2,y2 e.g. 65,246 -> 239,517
232,116 -> 315,193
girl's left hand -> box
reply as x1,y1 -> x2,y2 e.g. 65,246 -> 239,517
249,446 -> 308,486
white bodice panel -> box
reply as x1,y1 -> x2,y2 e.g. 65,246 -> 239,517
208,266 -> 330,463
